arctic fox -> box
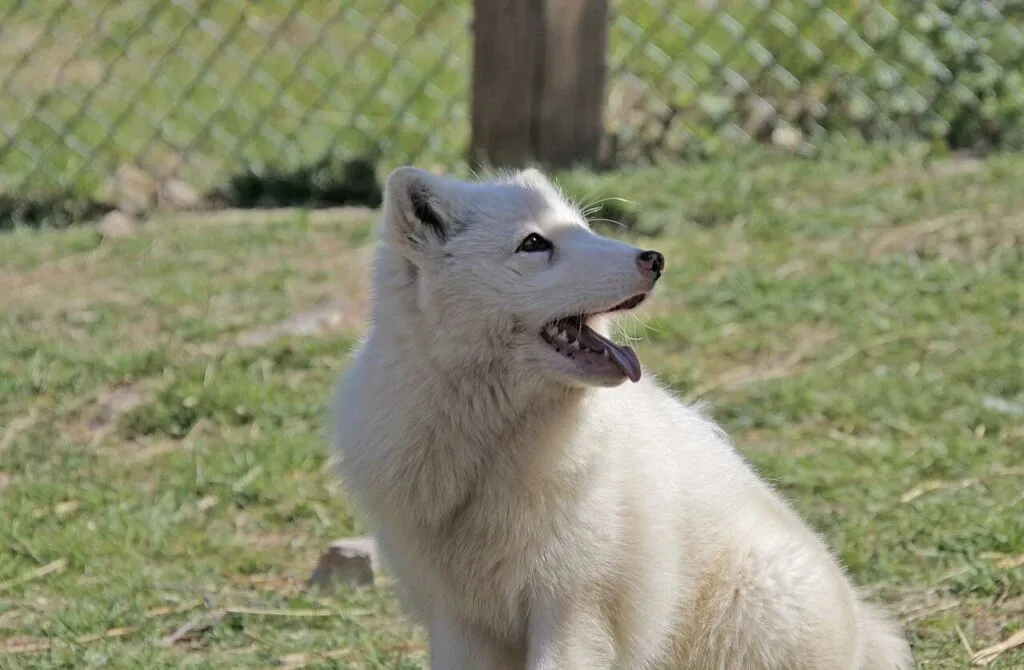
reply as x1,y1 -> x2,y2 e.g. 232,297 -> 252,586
331,166 -> 914,669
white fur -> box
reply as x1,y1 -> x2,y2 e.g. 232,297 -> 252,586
331,167 -> 915,669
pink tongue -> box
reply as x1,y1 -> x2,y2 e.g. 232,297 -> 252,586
579,325 -> 642,382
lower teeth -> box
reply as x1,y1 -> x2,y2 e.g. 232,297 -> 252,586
544,323 -> 612,361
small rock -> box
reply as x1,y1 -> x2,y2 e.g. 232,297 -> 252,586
743,101 -> 776,141
771,125 -> 803,152
110,164 -> 157,216
982,395 -> 1024,416
100,210 -> 136,238
308,537 -> 378,589
159,178 -> 204,210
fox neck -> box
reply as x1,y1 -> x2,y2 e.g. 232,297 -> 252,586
370,248 -> 585,450
376,320 -> 583,447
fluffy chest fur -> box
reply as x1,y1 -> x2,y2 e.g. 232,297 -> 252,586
335,341 -> 626,641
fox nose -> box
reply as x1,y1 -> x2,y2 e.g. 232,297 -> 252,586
636,250 -> 665,280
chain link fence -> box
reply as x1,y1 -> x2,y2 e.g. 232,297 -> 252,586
2,1 -> 1023,215
606,0 -> 1024,163
0,0 -> 470,202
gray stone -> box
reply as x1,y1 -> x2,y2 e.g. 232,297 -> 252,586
309,537 -> 378,589
159,178 -> 204,210
771,125 -> 803,152
982,395 -> 1024,416
110,164 -> 157,216
100,210 -> 137,239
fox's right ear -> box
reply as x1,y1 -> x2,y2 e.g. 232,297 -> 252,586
382,167 -> 459,255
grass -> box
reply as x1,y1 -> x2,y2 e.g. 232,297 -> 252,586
1,143 -> 1023,668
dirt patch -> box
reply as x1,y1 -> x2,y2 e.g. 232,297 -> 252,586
156,205 -> 377,229
234,245 -> 373,344
692,324 -> 840,396
3,209 -> 377,359
974,595 -> 1024,642
0,410 -> 39,453
227,573 -> 306,595
927,155 -> 988,178
236,302 -> 363,346
0,263 -> 133,313
119,439 -> 190,465
868,211 -> 968,257
898,588 -> 966,624
60,383 -> 154,449
83,383 -> 149,445
866,210 -> 1022,263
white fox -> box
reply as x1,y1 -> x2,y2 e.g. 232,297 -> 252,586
331,166 -> 914,669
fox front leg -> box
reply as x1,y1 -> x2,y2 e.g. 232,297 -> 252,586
428,616 -> 521,670
525,597 -> 616,670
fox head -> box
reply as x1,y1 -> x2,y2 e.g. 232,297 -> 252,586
370,166 -> 664,389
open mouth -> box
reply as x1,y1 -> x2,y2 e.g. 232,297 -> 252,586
540,294 -> 648,383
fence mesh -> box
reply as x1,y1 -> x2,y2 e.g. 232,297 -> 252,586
606,0 -> 1024,163
1,1 -> 1023,203
0,0 -> 471,197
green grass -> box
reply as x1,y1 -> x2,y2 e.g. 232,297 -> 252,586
2,144 -> 1023,668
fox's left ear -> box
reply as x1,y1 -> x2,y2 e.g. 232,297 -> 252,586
517,167 -> 552,188
382,167 -> 460,254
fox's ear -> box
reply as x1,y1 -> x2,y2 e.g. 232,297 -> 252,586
383,167 -> 460,252
517,167 -> 552,188
517,167 -> 566,199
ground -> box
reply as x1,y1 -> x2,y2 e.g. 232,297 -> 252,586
1,145 -> 1022,668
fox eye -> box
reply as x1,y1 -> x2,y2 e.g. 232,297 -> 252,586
516,233 -> 553,253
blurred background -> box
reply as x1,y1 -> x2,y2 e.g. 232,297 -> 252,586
3,0 -> 1024,217
1,2 -> 1022,668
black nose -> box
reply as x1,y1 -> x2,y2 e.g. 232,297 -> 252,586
637,250 -> 665,279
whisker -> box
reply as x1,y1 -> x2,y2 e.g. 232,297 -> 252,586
588,217 -> 626,228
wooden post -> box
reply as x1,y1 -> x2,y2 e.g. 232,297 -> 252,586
535,0 -> 608,168
470,0 -> 608,170
469,0 -> 543,169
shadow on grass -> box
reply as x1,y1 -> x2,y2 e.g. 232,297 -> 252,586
1,154 -> 384,231
0,191 -> 114,231
210,154 -> 382,211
